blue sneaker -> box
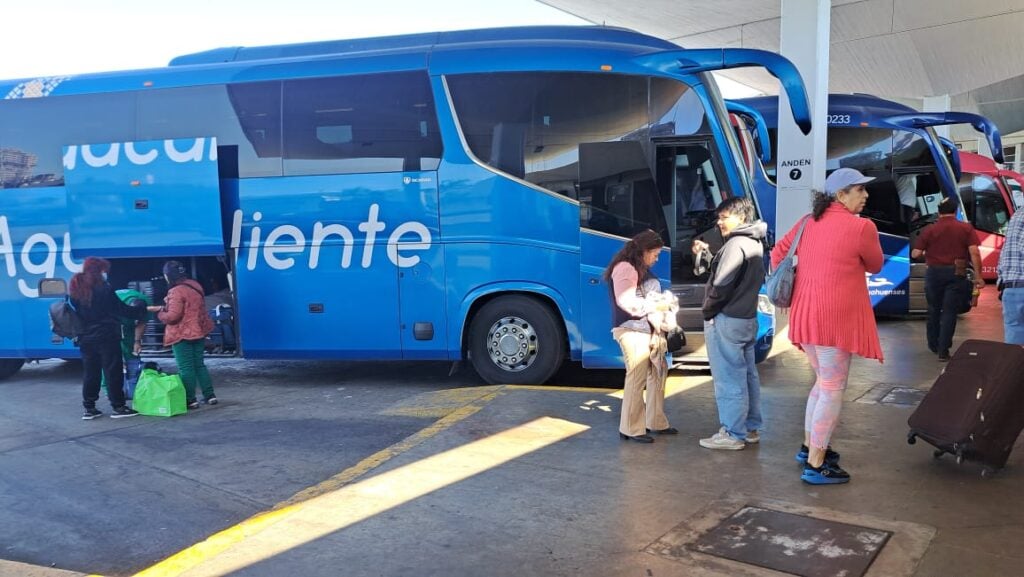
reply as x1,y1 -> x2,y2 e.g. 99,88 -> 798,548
801,462 -> 850,485
795,444 -> 840,466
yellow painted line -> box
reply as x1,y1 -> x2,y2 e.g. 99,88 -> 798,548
134,387 -> 505,577
280,387 -> 504,508
506,384 -> 614,393
381,385 -> 503,418
162,417 -> 588,577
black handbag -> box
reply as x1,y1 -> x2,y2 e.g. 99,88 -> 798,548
666,327 -> 686,353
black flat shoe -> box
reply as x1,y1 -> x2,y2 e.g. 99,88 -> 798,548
647,427 -> 679,435
619,432 -> 654,443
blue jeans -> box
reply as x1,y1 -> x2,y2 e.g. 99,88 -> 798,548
1004,288 -> 1024,345
704,313 -> 763,441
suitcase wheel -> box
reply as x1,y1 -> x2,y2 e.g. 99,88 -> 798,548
981,467 -> 998,479
907,433 -> 917,445
956,453 -> 964,465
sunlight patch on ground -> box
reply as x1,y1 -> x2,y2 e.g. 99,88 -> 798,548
136,416 -> 588,577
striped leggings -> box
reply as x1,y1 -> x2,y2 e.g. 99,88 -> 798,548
801,344 -> 852,451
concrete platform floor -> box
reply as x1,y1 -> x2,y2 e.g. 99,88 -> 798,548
2,285 -> 1021,577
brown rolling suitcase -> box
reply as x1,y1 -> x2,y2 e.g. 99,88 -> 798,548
907,339 -> 1024,476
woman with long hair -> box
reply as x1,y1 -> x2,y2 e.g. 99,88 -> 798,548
603,229 -> 676,443
149,261 -> 217,409
771,168 -> 884,484
70,257 -> 146,419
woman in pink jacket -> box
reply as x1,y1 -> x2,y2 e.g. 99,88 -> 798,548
771,168 -> 884,485
148,261 -> 216,409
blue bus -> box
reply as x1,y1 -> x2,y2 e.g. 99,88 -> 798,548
0,26 -> 813,383
729,93 -> 1002,315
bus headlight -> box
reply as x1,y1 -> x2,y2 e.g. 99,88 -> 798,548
757,294 -> 774,316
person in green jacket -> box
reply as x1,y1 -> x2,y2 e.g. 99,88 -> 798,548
100,288 -> 152,399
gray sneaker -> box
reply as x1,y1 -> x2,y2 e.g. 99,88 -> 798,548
699,427 -> 745,450
746,430 -> 760,444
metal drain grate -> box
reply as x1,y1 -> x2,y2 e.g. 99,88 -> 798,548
686,506 -> 891,577
879,387 -> 927,407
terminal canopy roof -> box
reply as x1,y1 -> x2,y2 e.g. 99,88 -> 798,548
541,0 -> 1024,136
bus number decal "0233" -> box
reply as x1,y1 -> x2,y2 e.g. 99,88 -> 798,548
826,114 -> 852,125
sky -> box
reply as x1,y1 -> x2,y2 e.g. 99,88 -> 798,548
0,0 -> 760,97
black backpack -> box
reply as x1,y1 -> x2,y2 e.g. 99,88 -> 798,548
49,297 -> 84,342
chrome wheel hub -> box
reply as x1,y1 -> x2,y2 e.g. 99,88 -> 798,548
485,316 -> 538,372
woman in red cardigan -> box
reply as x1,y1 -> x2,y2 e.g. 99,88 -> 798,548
771,168 -> 884,485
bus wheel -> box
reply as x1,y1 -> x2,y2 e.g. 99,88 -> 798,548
0,359 -> 25,381
468,295 -> 565,385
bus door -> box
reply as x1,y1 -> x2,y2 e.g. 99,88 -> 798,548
63,137 -> 225,258
578,141 -> 669,368
654,139 -> 726,358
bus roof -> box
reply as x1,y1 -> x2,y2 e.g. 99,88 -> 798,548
169,26 -> 679,66
0,26 -> 681,97
733,93 -> 916,127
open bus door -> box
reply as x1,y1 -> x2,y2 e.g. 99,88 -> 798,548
63,138 -> 225,258
578,141 -> 670,368
62,136 -> 235,353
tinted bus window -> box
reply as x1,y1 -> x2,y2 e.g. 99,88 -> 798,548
892,132 -> 934,169
0,92 -> 135,188
447,72 -> 654,200
137,83 -> 284,178
579,140 -> 667,240
826,127 -> 892,174
282,71 -> 441,176
650,77 -> 708,137
960,174 -> 1010,235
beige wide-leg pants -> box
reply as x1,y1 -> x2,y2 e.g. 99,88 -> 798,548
613,328 -> 670,437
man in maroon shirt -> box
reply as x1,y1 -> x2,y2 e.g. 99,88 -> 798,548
911,198 -> 984,360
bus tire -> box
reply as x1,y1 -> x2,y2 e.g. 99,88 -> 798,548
467,295 -> 565,385
0,359 -> 25,381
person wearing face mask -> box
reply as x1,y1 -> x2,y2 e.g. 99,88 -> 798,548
691,196 -> 767,451
770,168 -> 885,485
70,257 -> 147,420
147,261 -> 217,409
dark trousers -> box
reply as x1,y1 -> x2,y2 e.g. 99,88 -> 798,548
81,339 -> 127,409
924,267 -> 965,355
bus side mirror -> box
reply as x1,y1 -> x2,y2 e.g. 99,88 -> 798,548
38,278 -> 68,297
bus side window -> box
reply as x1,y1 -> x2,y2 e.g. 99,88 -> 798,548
281,71 -> 441,176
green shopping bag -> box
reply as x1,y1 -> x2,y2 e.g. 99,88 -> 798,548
133,368 -> 187,417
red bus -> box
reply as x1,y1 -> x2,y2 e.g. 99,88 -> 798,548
958,151 -> 1024,280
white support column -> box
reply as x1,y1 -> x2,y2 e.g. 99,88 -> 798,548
923,94 -> 951,139
776,0 -> 829,240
